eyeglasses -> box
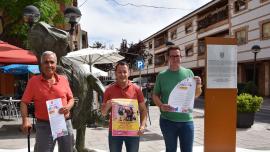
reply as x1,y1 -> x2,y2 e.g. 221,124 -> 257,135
169,55 -> 181,59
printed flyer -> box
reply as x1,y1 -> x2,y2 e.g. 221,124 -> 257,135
46,98 -> 68,140
168,77 -> 196,113
111,98 -> 140,136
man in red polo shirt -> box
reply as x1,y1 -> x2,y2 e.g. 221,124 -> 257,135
20,51 -> 74,152
101,61 -> 148,152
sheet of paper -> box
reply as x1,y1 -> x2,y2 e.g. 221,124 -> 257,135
111,98 -> 140,136
168,77 -> 196,113
46,98 -> 68,140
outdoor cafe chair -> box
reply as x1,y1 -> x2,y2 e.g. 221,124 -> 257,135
0,102 -> 8,119
0,97 -> 20,120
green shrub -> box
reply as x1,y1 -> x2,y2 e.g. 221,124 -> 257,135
237,93 -> 263,112
242,81 -> 257,95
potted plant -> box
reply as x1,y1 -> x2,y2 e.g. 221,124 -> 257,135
237,93 -> 263,128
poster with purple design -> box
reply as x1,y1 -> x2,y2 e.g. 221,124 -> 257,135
112,98 -> 140,136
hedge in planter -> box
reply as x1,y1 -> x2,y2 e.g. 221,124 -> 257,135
237,93 -> 263,128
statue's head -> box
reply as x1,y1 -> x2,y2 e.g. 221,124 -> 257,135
28,21 -> 70,62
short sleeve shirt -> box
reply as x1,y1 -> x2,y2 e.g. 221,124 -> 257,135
153,67 -> 194,122
103,80 -> 144,130
22,74 -> 73,120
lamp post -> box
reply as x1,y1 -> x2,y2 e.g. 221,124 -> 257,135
23,5 -> 40,52
64,6 -> 81,52
64,6 -> 81,90
251,45 -> 261,95
22,5 -> 40,134
23,5 -> 40,29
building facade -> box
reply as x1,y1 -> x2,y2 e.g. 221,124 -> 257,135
130,0 -> 270,96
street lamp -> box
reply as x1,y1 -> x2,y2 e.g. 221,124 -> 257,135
64,6 -> 81,89
64,6 -> 81,52
23,5 -> 40,28
251,45 -> 261,95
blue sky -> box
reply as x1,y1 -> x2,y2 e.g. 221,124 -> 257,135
78,0 -> 212,49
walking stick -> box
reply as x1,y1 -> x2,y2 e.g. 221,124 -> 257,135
27,127 -> 31,152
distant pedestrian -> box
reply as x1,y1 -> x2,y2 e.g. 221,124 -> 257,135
20,51 -> 75,152
152,45 -> 202,152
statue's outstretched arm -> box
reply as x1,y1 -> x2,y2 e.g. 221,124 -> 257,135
87,74 -> 105,95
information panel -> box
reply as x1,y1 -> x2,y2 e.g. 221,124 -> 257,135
206,45 -> 237,88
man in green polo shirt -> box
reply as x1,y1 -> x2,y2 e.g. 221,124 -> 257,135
153,45 -> 202,152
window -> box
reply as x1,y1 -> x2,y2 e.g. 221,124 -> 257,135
261,21 -> 270,40
154,52 -> 167,66
148,58 -> 153,65
154,32 -> 168,48
81,31 -> 88,49
148,41 -> 153,49
185,44 -> 194,57
73,41 -> 78,51
198,40 -> 205,55
234,0 -> 247,13
170,29 -> 177,40
154,37 -> 165,48
185,22 -> 193,34
235,27 -> 247,45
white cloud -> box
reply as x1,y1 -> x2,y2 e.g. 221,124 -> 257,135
78,0 -> 211,48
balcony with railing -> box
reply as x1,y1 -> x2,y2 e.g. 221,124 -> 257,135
154,32 -> 168,49
197,4 -> 229,33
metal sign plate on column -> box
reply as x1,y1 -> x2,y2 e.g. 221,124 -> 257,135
207,45 -> 237,88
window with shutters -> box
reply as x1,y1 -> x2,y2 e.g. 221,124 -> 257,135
235,27 -> 248,45
198,40 -> 205,55
170,29 -> 177,40
148,41 -> 153,49
261,20 -> 270,40
185,44 -> 194,57
234,0 -> 247,13
185,22 -> 193,34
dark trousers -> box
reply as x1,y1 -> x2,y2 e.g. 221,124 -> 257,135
108,132 -> 140,152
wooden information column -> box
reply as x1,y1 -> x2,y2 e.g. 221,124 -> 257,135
204,37 -> 237,152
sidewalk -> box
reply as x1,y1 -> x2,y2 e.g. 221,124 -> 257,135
1,105 -> 270,152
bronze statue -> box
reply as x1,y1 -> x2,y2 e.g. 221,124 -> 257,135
29,22 -> 105,152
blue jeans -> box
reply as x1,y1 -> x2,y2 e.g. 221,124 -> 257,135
160,117 -> 194,152
108,132 -> 140,152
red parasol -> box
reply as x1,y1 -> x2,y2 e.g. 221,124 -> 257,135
0,41 -> 38,64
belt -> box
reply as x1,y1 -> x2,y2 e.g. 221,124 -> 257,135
36,119 -> 49,122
